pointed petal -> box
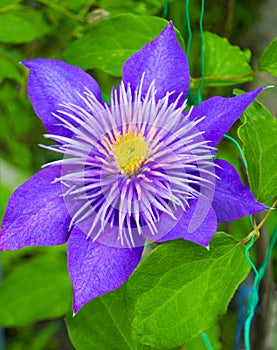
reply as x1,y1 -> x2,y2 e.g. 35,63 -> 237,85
0,166 -> 71,250
67,227 -> 144,313
187,88 -> 264,146
156,197 -> 217,247
22,59 -> 103,138
213,160 -> 267,222
122,22 -> 189,105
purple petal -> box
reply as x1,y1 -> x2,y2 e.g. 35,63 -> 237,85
0,166 -> 71,250
22,59 -> 103,138
212,159 -> 267,222
122,22 -> 189,106
156,197 -> 217,247
187,88 -> 264,146
67,226 -> 144,313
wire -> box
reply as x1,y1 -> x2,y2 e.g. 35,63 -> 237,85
184,1 -> 213,348
180,1 -> 276,349
197,0 -> 205,103
244,226 -> 277,350
223,111 -> 276,350
201,332 -> 214,350
162,0 -> 169,19
185,0 -> 192,68
224,134 -> 248,169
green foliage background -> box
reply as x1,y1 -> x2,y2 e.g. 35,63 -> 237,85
0,0 -> 276,349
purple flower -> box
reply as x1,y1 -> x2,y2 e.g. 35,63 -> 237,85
0,23 -> 266,313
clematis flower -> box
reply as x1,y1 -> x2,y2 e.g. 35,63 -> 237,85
0,23 -> 266,313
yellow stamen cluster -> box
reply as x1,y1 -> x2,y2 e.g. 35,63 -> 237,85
112,131 -> 148,175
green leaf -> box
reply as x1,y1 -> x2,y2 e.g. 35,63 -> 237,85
258,38 -> 277,76
238,95 -> 277,202
62,14 -> 181,76
203,31 -> 253,86
0,83 -> 47,170
0,9 -> 50,43
66,286 -> 148,350
0,159 -> 31,222
0,52 -> 22,84
126,233 -> 250,348
0,255 -> 71,326
0,245 -> 67,275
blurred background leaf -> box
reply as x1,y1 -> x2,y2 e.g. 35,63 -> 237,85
258,38 -> 277,76
0,9 -> 50,44
0,255 -> 71,327
0,52 -> 22,84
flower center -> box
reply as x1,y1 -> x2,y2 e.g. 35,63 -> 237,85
112,132 -> 148,175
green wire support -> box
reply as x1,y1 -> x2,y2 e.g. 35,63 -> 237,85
185,0 -> 193,68
197,0 -> 205,104
183,1 -> 213,348
224,130 -> 277,350
201,332 -> 214,350
223,134 -> 248,169
161,3 -> 276,350
244,225 -> 277,350
184,0 -> 197,108
162,0 -> 169,19
187,89 -> 199,106
249,215 -> 254,229
179,2 -> 276,349
184,0 -> 205,106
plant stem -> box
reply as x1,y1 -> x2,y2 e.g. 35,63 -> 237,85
222,0 -> 236,38
256,199 -> 277,231
191,70 -> 258,84
79,0 -> 95,19
240,199 -> 277,244
37,0 -> 81,21
0,4 -> 22,13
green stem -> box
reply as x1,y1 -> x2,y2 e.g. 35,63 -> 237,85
0,4 -> 22,13
222,0 -> 236,38
79,0 -> 96,19
37,0 -> 81,21
240,199 -> 277,245
192,70 -> 258,84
